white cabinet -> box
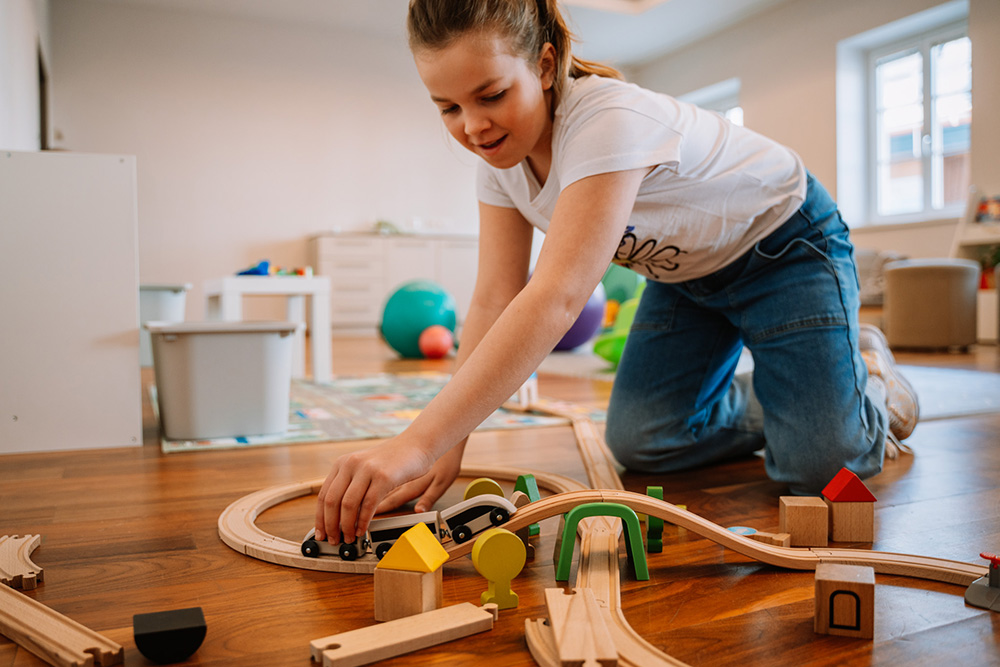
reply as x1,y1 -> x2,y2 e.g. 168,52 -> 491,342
309,233 -> 479,331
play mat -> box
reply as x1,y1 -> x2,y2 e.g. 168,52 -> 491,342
159,371 -> 605,454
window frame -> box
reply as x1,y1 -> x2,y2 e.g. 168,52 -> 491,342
865,20 -> 970,225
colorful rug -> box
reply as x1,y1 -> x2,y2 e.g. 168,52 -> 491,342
159,372 -> 606,454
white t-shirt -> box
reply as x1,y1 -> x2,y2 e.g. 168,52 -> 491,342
476,75 -> 807,283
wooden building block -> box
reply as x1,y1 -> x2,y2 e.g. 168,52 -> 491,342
373,567 -> 443,622
822,468 -> 877,503
778,496 -> 829,547
472,528 -> 526,610
748,531 -> 792,547
544,588 -> 617,667
311,602 -> 497,667
824,498 -> 874,543
463,477 -> 505,500
133,607 -> 206,664
375,522 -> 448,573
814,563 -> 875,639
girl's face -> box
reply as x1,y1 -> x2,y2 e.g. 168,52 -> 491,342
414,32 -> 555,171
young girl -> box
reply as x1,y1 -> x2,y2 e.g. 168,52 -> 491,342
314,0 -> 917,547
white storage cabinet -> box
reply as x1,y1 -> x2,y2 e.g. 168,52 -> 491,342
309,233 -> 479,331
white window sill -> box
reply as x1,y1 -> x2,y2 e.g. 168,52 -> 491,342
850,216 -> 960,233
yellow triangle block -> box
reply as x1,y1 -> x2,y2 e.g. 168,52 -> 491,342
376,522 -> 449,573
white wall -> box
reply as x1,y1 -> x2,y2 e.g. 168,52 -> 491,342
48,0 -> 479,320
632,0 -> 1000,258
0,0 -> 47,150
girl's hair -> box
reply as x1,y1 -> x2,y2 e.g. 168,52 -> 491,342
407,0 -> 623,109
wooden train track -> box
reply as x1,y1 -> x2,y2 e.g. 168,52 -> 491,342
443,487 -> 987,585
0,534 -> 43,590
0,582 -> 123,667
217,413 -> 986,667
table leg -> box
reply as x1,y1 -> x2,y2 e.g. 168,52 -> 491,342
286,295 -> 306,379
310,293 -> 332,383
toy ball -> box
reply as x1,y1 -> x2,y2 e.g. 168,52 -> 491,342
593,295 -> 640,367
418,325 -> 454,359
554,282 -> 606,351
601,263 -> 645,303
380,280 -> 457,358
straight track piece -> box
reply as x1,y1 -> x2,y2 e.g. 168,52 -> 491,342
0,583 -> 123,667
310,602 -> 497,667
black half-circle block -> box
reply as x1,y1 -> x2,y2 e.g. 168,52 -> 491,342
133,607 -> 207,664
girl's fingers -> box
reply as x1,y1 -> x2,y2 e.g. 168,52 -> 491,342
415,475 -> 450,514
314,468 -> 337,542
338,472 -> 372,544
377,475 -> 432,514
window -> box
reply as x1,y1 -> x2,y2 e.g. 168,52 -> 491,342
870,25 -> 970,220
835,1 -> 969,227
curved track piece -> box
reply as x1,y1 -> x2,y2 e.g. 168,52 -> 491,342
217,479 -> 379,574
217,466 -> 586,573
0,534 -> 43,590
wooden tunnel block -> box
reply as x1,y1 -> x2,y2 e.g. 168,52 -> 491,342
814,563 -> 874,639
374,567 -> 443,622
779,496 -> 829,547
133,607 -> 207,664
824,499 -> 874,543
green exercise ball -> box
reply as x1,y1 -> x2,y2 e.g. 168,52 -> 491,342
601,264 -> 645,304
380,280 -> 457,358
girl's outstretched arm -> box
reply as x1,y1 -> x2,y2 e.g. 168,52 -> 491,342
370,202 -> 535,515
315,167 -> 648,545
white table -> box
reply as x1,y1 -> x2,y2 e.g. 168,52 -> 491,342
204,276 -> 331,383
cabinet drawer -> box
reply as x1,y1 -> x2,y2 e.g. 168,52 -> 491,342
316,236 -> 383,260
322,256 -> 384,278
329,278 -> 385,300
330,298 -> 381,326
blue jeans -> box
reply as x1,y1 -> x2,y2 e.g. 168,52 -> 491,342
605,174 -> 887,494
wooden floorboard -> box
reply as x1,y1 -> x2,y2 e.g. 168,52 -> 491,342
1,336 -> 998,666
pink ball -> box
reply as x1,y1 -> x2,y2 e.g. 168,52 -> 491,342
418,325 -> 454,359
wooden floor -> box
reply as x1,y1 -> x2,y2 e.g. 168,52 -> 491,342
2,337 -> 999,667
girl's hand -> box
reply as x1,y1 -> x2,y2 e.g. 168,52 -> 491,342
375,439 -> 466,514
314,436 -> 436,545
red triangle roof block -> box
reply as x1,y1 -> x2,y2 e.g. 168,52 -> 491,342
822,468 -> 877,502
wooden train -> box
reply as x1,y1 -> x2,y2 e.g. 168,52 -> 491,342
301,494 -> 518,561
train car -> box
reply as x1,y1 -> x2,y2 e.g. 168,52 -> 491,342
367,511 -> 441,559
300,528 -> 366,561
301,511 -> 442,561
301,493 -> 518,558
440,495 -> 517,544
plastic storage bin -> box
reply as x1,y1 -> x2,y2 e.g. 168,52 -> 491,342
139,284 -> 192,367
146,321 -> 297,440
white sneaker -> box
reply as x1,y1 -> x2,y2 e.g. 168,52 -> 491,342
859,324 -> 919,440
